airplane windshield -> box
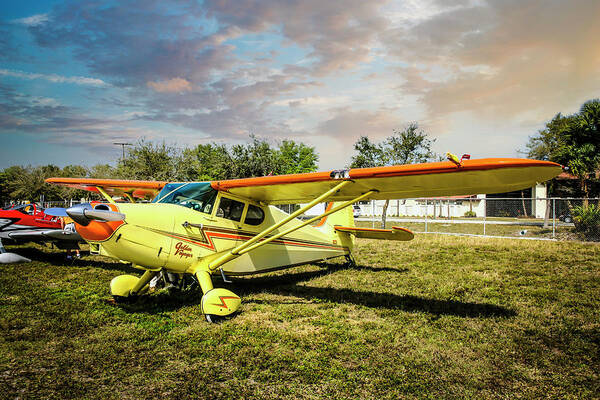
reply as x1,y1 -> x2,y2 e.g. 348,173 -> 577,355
153,182 -> 217,214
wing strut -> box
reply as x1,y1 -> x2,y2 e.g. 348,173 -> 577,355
236,190 -> 376,256
205,183 -> 377,273
95,186 -> 116,204
205,180 -> 351,272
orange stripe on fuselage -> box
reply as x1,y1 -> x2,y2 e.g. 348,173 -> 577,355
142,226 -> 346,252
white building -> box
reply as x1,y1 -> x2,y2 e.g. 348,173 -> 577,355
301,183 -> 548,219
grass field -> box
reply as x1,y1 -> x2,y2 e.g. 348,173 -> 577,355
0,236 -> 599,399
356,218 -> 580,240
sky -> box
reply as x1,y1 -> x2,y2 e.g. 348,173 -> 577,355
1,0 -> 599,171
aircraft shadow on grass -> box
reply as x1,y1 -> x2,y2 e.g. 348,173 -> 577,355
125,261 -> 516,319
11,246 -> 133,274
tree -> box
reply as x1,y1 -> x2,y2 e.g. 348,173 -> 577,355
88,164 -> 117,179
526,113 -> 574,162
273,140 -> 319,175
188,135 -> 319,180
350,123 -> 437,227
0,166 -> 26,205
229,135 -> 278,178
116,139 -> 184,181
349,136 -> 386,168
565,100 -> 600,201
526,99 -> 600,200
0,136 -> 320,205
7,165 -> 66,202
188,143 -> 233,181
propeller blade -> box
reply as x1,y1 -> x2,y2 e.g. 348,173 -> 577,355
84,209 -> 126,222
65,203 -> 94,226
44,207 -> 69,217
65,203 -> 125,225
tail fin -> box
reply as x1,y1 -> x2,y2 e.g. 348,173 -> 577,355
315,202 -> 356,250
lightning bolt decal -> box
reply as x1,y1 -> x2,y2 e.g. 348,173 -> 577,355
211,295 -> 240,310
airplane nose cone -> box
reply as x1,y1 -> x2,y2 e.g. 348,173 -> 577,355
69,203 -> 125,242
66,204 -> 93,226
65,204 -> 126,226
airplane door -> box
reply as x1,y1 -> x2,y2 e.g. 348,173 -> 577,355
212,195 -> 246,248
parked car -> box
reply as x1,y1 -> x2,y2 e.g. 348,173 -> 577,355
353,205 -> 361,218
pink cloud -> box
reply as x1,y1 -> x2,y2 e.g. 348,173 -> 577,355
147,78 -> 192,93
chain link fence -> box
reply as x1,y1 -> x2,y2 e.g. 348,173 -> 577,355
5,197 -> 599,242
356,198 -> 600,242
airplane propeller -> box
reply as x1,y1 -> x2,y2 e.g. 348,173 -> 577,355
45,203 -> 125,226
44,207 -> 70,217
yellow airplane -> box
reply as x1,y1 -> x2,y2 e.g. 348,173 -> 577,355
46,157 -> 561,322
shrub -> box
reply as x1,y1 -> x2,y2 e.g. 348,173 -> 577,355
572,204 -> 600,241
464,211 -> 476,218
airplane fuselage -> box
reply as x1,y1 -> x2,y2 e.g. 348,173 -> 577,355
81,197 -> 352,276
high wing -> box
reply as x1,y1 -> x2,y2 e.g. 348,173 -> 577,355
211,158 -> 562,204
46,158 -> 561,205
45,178 -> 168,200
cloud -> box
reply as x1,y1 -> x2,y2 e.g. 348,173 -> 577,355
385,0 -> 600,120
8,0 -> 600,169
20,0 -> 394,147
0,21 -> 18,61
316,108 -> 406,144
0,83 -> 120,138
13,14 -> 49,26
204,0 -> 389,75
0,69 -> 108,87
27,1 -> 232,86
147,78 -> 192,93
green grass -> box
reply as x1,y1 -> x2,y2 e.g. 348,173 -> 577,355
0,236 -> 599,399
357,219 -> 580,240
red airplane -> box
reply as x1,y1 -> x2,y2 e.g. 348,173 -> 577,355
0,203 -> 81,249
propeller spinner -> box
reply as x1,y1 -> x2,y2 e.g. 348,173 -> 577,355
45,203 -> 125,226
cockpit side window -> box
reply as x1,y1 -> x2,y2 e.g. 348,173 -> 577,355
154,182 -> 217,214
244,205 -> 265,225
216,197 -> 245,222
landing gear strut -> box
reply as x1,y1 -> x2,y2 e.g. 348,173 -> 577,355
345,254 -> 357,267
195,270 -> 241,323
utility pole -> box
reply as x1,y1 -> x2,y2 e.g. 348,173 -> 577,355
113,142 -> 132,160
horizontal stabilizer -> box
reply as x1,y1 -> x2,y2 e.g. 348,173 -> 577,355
334,226 -> 414,241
